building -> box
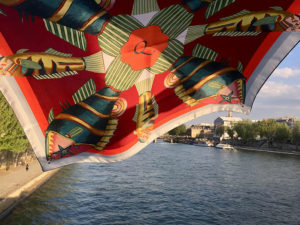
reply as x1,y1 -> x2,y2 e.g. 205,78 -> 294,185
214,112 -> 242,128
214,112 -> 242,139
275,116 -> 299,129
187,123 -> 214,138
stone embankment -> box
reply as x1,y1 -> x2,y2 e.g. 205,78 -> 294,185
163,135 -> 198,144
162,136 -> 300,155
235,146 -> 300,156
0,150 -> 59,219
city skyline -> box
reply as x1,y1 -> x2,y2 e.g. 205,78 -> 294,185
188,42 -> 300,125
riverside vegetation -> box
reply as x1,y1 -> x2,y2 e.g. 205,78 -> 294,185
0,92 -> 32,170
216,119 -> 300,150
168,119 -> 300,151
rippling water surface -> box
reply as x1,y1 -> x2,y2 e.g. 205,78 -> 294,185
2,143 -> 300,224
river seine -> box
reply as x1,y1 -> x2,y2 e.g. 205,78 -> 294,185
2,143 -> 300,224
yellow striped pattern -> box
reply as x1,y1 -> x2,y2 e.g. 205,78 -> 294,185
49,0 -> 74,22
178,60 -> 212,84
94,93 -> 119,101
79,10 -> 107,31
170,57 -> 194,73
135,76 -> 155,95
78,102 -> 110,118
55,113 -> 105,136
184,67 -> 236,95
96,118 -> 118,149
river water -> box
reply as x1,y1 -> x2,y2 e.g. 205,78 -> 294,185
2,143 -> 300,225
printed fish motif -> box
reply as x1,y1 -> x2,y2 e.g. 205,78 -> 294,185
205,10 -> 296,34
46,83 -> 122,161
185,9 -> 300,43
0,49 -> 104,78
167,55 -> 246,107
0,0 -> 111,35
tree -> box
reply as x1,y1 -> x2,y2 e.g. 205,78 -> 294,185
233,120 -> 257,143
0,93 -> 30,153
169,124 -> 187,136
257,119 -> 277,147
226,127 -> 234,140
292,122 -> 300,149
215,125 -> 225,137
273,123 -> 291,144
233,122 -> 245,141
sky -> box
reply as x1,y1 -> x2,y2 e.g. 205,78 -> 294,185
187,42 -> 300,125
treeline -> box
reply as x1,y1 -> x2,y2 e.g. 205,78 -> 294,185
0,92 -> 30,153
216,119 -> 300,146
168,124 -> 187,136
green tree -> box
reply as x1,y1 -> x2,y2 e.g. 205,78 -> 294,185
226,127 -> 234,140
233,120 -> 257,143
233,122 -> 245,141
0,93 -> 30,152
257,119 -> 277,147
292,122 -> 300,149
216,125 -> 225,137
273,123 -> 291,143
169,124 -> 187,136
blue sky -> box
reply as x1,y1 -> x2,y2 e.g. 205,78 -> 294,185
188,43 -> 300,125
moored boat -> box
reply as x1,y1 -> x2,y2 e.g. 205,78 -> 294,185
215,144 -> 234,150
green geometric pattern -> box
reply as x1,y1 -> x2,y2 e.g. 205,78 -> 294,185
72,79 -> 97,104
0,8 -> 6,16
44,48 -> 72,57
148,39 -> 184,74
105,56 -> 143,91
48,108 -> 55,124
237,61 -> 243,73
192,44 -> 218,61
149,4 -> 193,39
220,9 -> 250,21
152,96 -> 159,117
34,71 -> 78,80
69,127 -> 83,138
98,15 -> 143,57
135,76 -> 155,94
132,0 -> 160,15
43,19 -> 87,51
184,25 -> 207,45
205,0 -> 236,19
83,51 -> 105,74
269,6 -> 283,11
212,31 -> 261,37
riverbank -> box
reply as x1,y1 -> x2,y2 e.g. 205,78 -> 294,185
0,158 -> 59,219
234,146 -> 300,156
162,136 -> 300,156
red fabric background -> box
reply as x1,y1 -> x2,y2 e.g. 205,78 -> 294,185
0,0 -> 298,155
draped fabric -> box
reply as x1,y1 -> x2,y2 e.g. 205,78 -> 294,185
0,0 -> 299,170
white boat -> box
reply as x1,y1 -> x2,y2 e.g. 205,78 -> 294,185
215,144 -> 234,150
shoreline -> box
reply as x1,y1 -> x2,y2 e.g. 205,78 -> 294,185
0,159 -> 59,220
162,140 -> 300,156
234,146 -> 300,156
